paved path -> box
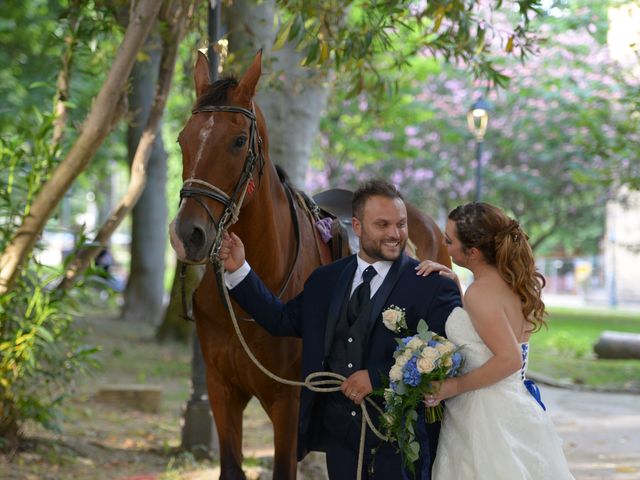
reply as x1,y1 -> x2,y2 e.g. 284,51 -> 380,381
181,386 -> 640,480
544,386 -> 640,479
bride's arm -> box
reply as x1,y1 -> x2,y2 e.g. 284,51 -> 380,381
429,284 -> 522,403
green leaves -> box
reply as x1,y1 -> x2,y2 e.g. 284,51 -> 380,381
275,0 -> 541,97
416,319 -> 432,342
0,106 -> 99,445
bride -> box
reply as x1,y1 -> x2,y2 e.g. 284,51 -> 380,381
416,202 -> 574,479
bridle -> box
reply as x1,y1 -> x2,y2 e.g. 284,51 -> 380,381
179,104 -> 265,267
177,101 -> 301,313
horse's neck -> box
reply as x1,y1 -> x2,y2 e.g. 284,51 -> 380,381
234,170 -> 294,273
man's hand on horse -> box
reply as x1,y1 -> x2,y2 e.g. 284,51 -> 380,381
341,370 -> 373,406
219,232 -> 246,273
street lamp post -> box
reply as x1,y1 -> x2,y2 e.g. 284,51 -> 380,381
180,1 -> 222,459
467,97 -> 491,202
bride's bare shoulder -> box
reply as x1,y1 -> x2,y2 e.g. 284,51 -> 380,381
463,277 -> 509,314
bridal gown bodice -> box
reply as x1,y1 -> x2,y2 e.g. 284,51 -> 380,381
447,306 -> 530,383
432,307 -> 575,480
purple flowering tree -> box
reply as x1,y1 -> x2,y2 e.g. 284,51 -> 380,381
310,4 -> 639,255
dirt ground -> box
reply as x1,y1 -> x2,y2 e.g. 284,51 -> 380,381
0,313 -> 325,480
2,313 -> 639,479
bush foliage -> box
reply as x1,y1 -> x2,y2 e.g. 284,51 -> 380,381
0,111 -> 100,449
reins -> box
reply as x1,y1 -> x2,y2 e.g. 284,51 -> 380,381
212,261 -> 389,480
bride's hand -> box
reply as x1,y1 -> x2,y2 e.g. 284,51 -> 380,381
424,378 -> 459,407
415,260 -> 457,282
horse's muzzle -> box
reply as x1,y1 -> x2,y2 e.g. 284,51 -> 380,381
169,217 -> 214,265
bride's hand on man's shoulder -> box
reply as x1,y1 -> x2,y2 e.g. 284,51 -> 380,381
415,260 -> 457,282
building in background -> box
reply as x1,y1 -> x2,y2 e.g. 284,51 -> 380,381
604,3 -> 640,307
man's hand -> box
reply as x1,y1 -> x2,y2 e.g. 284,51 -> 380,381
341,370 -> 373,406
219,232 -> 246,273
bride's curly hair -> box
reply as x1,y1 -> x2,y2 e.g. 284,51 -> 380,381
449,203 -> 547,332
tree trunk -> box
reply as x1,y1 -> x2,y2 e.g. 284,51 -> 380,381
594,331 -> 640,359
52,2 -> 81,151
0,0 -> 163,295
58,0 -> 194,292
226,0 -> 329,188
120,29 -> 168,324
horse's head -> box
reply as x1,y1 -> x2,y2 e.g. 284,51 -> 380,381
170,51 -> 266,264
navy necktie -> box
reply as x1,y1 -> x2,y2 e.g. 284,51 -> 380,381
348,265 -> 377,326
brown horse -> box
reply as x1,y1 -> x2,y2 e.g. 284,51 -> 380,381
169,51 -> 450,480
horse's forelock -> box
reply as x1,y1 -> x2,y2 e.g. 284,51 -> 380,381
194,76 -> 239,108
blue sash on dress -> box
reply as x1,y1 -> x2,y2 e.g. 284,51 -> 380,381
521,343 -> 546,411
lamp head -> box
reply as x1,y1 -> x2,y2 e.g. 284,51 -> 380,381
467,97 -> 491,141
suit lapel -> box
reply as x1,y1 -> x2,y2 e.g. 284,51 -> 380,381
324,255 -> 357,358
367,253 -> 408,334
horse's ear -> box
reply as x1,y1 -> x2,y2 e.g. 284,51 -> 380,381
236,49 -> 262,103
194,51 -> 211,99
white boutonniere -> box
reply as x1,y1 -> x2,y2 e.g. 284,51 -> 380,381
382,305 -> 408,333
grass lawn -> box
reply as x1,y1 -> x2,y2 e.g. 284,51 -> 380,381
528,306 -> 640,391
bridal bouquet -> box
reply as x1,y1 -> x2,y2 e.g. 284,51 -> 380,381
380,306 -> 464,471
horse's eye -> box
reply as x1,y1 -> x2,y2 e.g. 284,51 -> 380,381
234,136 -> 247,148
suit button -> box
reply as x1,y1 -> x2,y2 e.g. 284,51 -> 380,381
348,337 -> 353,343
348,363 -> 353,368
351,411 -> 357,416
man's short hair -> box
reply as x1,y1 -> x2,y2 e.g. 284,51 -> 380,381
352,179 -> 404,220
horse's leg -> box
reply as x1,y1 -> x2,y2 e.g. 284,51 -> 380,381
207,377 -> 252,480
263,389 -> 300,480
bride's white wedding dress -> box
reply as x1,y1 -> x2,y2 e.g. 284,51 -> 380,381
432,307 -> 575,479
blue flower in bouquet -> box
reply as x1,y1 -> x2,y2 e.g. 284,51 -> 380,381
380,318 -> 465,474
450,351 -> 463,376
402,356 -> 421,387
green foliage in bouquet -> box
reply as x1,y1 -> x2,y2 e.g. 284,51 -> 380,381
381,319 -> 463,475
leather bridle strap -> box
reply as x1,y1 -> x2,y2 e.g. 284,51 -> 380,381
179,103 -> 264,265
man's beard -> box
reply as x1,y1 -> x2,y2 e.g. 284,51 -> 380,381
360,236 -> 406,261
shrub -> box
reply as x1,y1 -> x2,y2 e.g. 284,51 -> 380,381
0,111 -> 100,450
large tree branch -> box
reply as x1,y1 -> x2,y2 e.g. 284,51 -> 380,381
58,0 -> 194,291
51,2 -> 82,150
0,0 -> 163,295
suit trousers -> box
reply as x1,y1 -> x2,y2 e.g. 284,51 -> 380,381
323,405 -> 440,480
324,417 -> 402,480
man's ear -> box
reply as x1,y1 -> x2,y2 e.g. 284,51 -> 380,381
352,217 -> 362,237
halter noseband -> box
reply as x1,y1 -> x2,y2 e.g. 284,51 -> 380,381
179,104 -> 265,265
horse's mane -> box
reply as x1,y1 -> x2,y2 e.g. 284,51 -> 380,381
275,165 -> 290,186
195,76 -> 238,108
195,78 -> 294,191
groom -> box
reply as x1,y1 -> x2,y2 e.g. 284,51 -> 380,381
219,179 -> 461,479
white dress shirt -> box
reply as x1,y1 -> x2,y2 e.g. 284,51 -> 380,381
224,255 -> 393,297
350,256 -> 392,298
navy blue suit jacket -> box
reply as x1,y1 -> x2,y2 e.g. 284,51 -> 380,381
230,253 -> 461,461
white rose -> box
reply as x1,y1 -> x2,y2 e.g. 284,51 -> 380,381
407,337 -> 424,351
382,308 -> 403,331
441,340 -> 457,354
397,350 -> 412,366
417,357 -> 435,373
389,364 -> 403,382
442,355 -> 453,369
421,347 -> 439,362
435,343 -> 449,355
